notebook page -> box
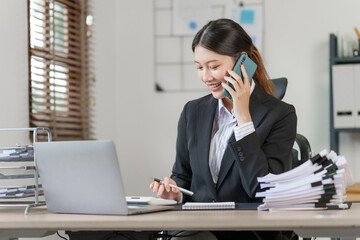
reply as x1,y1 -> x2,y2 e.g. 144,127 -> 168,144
182,202 -> 235,210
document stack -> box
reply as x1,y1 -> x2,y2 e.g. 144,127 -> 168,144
0,147 -> 43,197
0,128 -> 51,214
256,150 -> 353,211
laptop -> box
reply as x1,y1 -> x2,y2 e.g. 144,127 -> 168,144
33,140 -> 174,215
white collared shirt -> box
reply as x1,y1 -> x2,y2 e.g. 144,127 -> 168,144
209,81 -> 256,184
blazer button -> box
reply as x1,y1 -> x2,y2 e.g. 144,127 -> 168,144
237,147 -> 241,151
238,152 -> 243,157
240,156 -> 245,161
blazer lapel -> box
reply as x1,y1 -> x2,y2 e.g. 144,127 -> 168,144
249,85 -> 269,129
216,133 -> 236,189
196,95 -> 218,195
216,85 -> 270,189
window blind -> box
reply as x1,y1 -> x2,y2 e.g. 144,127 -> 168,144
28,0 -> 94,140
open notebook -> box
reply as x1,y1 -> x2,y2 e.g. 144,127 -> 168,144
182,202 -> 235,210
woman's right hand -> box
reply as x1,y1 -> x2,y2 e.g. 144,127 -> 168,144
149,177 -> 182,203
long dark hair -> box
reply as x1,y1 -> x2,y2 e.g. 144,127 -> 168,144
192,18 -> 275,96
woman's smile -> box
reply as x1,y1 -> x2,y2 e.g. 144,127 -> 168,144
208,82 -> 222,91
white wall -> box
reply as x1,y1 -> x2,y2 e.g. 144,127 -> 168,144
92,0 -> 117,141
110,0 -> 204,195
0,0 -> 30,146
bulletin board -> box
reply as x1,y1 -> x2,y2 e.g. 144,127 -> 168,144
153,0 -> 264,92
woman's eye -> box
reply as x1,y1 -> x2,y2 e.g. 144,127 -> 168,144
196,66 -> 203,70
210,66 -> 219,70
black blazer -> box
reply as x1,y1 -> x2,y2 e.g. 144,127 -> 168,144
171,85 -> 297,203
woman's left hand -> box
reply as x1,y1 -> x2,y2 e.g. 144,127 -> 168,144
221,65 -> 252,125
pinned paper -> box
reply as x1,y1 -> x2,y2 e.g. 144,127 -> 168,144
240,9 -> 255,24
173,0 -> 211,36
225,4 -> 263,54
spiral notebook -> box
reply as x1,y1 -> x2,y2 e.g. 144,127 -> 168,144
182,202 -> 235,210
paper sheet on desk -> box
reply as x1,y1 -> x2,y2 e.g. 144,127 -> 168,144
126,196 -> 177,205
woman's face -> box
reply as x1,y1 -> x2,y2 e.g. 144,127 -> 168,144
194,46 -> 235,100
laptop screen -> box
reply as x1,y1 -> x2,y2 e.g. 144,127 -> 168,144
34,140 -> 129,215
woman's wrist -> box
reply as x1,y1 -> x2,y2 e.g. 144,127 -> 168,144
236,113 -> 251,126
234,121 -> 255,141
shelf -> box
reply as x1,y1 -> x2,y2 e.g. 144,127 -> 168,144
329,33 -> 360,153
334,128 -> 360,133
333,56 -> 360,64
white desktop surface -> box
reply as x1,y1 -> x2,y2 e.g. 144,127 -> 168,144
0,204 -> 359,239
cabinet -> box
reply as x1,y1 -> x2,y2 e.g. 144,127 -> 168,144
329,34 -> 360,153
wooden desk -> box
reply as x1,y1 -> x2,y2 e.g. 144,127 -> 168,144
0,204 -> 360,240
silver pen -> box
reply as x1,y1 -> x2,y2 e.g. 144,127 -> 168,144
152,177 -> 194,196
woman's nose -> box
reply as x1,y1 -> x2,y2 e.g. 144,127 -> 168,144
202,69 -> 212,82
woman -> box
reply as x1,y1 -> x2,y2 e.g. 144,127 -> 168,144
151,18 -> 297,239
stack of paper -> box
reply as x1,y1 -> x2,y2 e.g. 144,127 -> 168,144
0,185 -> 43,198
0,147 -> 34,162
256,150 -> 353,211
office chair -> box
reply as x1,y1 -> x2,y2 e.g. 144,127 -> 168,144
271,78 -> 312,168
272,77 -> 288,100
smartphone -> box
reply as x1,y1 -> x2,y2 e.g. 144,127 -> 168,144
223,54 -> 257,101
